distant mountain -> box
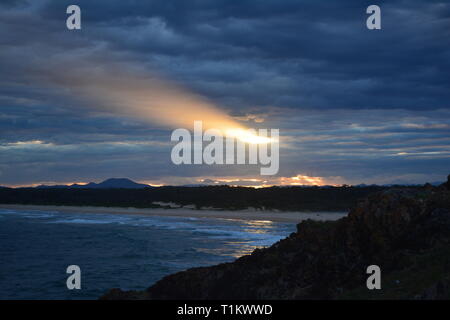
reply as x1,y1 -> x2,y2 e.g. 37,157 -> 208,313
36,178 -> 151,189
94,178 -> 151,189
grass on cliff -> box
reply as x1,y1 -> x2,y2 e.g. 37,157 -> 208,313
337,244 -> 450,300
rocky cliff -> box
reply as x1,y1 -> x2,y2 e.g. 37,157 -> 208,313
101,176 -> 450,300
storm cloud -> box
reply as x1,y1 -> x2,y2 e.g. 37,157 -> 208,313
0,0 -> 449,186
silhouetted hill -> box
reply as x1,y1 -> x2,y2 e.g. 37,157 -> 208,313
36,178 -> 150,189
0,185 -> 389,211
91,178 -> 150,189
101,176 -> 450,300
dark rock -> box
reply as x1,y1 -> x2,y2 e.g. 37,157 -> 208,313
415,279 -> 450,300
424,183 -> 433,190
101,181 -> 450,300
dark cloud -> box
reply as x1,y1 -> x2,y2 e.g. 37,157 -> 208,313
0,0 -> 28,8
35,0 -> 450,110
0,0 -> 449,185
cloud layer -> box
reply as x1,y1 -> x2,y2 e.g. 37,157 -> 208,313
0,0 -> 449,186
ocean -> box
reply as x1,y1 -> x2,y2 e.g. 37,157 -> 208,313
0,208 -> 296,299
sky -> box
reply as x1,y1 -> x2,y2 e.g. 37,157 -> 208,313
0,0 -> 449,187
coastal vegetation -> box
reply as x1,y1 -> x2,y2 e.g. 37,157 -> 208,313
0,185 -> 390,212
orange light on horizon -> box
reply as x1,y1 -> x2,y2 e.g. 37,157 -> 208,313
280,174 -> 325,186
4,175 -> 342,189
5,181 -> 90,188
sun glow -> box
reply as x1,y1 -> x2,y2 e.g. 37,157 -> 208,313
225,128 -> 275,144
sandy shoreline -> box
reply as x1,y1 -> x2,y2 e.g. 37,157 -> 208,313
0,204 -> 347,223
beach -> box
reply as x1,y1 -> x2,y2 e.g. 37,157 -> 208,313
0,204 -> 347,223
0,204 -> 299,299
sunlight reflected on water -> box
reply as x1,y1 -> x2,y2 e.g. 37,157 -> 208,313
197,242 -> 259,258
196,219 -> 281,258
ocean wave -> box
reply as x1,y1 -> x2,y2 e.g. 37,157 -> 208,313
0,209 -> 55,219
2,208 -> 294,249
